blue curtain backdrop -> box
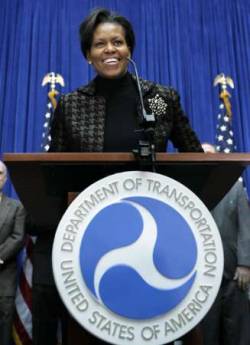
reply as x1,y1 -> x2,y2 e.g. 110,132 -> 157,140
1,0 -> 250,195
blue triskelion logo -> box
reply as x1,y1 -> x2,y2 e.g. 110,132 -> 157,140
52,171 -> 224,345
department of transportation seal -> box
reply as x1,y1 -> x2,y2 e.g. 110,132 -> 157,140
52,171 -> 224,344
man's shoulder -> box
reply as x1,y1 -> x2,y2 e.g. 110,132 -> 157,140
3,195 -> 23,209
218,178 -> 248,208
230,178 -> 245,196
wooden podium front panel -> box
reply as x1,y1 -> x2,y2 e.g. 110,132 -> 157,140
4,152 -> 250,228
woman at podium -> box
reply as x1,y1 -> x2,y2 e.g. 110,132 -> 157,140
49,9 -> 203,154
32,7 -> 204,345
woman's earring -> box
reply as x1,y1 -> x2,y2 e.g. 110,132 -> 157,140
88,61 -> 92,65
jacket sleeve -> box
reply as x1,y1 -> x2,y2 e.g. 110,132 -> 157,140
168,88 -> 203,152
0,202 -> 25,261
236,181 -> 250,267
49,96 -> 68,152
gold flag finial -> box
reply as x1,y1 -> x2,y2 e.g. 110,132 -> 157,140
213,73 -> 234,118
42,72 -> 65,109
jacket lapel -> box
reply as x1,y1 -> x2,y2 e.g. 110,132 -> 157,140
0,195 -> 11,234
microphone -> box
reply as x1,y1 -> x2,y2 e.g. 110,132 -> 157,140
126,57 -> 156,165
126,57 -> 155,126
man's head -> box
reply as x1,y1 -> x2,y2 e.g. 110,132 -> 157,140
0,161 -> 7,191
202,142 -> 216,153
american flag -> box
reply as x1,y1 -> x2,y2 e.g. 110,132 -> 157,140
13,236 -> 34,345
41,72 -> 64,151
41,98 -> 54,151
13,73 -> 64,345
215,105 -> 236,153
214,73 -> 236,153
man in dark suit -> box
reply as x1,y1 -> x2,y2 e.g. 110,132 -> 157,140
201,143 -> 250,345
0,160 -> 25,345
29,226 -> 69,345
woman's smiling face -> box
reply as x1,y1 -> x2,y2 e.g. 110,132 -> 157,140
87,22 -> 131,79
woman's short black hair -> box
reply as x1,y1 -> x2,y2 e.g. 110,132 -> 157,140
79,8 -> 135,58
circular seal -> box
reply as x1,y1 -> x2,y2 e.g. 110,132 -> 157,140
52,171 -> 224,344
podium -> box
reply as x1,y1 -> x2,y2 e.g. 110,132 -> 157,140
4,152 -> 250,345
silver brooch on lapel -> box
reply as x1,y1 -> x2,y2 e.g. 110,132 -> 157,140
148,94 -> 168,116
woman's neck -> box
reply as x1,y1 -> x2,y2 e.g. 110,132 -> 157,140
95,72 -> 132,97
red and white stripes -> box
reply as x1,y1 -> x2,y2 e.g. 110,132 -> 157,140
13,236 -> 34,345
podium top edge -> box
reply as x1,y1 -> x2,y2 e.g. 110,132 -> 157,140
3,152 -> 250,165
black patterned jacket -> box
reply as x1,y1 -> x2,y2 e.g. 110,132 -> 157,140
49,74 -> 203,152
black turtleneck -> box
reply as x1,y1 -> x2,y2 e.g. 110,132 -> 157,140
95,72 -> 142,152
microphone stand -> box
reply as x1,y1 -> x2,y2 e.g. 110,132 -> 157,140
127,57 -> 156,171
